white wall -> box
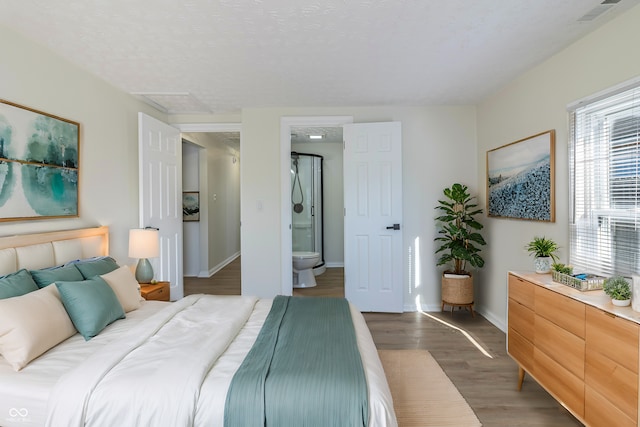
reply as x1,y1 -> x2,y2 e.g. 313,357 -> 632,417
291,141 -> 344,267
476,4 -> 640,330
241,106 -> 477,308
0,25 -> 165,265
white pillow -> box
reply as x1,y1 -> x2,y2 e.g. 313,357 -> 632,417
0,285 -> 76,371
100,266 -> 142,312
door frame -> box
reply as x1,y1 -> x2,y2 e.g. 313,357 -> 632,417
280,116 -> 353,295
173,122 -> 242,279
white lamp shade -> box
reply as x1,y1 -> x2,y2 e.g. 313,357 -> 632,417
128,229 -> 160,259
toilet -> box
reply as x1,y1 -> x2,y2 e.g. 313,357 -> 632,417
292,251 -> 321,288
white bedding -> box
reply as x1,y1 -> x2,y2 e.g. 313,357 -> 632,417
1,295 -> 396,427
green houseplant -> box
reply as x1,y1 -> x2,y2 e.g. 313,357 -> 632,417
434,183 -> 486,312
435,183 -> 486,275
603,276 -> 631,306
551,263 -> 573,275
525,236 -> 559,273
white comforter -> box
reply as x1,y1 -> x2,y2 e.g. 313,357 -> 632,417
44,295 -> 396,427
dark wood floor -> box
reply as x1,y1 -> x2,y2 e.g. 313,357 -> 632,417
184,257 -> 582,427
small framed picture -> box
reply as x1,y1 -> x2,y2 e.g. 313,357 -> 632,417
182,191 -> 200,222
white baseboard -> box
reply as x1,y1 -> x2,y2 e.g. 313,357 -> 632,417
475,307 -> 506,333
403,302 -> 441,312
325,262 -> 344,268
198,252 -> 240,278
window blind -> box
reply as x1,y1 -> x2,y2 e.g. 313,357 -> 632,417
569,84 -> 640,277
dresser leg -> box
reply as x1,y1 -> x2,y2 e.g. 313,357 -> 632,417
517,367 -> 525,391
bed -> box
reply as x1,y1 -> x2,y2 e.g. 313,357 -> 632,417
0,227 -> 397,427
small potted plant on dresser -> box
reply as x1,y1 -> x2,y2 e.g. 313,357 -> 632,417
434,183 -> 486,316
603,276 -> 631,307
525,236 -> 559,274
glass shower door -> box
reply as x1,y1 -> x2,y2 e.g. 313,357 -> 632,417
291,154 -> 315,252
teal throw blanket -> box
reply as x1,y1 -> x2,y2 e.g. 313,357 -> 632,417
224,296 -> 369,427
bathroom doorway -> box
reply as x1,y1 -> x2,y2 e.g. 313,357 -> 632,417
281,116 -> 353,294
290,127 -> 344,273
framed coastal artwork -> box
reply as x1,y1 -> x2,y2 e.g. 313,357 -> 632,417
183,191 -> 200,222
0,99 -> 79,221
486,130 -> 555,222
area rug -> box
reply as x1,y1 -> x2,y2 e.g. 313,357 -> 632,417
378,349 -> 482,427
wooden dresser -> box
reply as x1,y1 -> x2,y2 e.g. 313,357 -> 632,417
508,272 -> 640,427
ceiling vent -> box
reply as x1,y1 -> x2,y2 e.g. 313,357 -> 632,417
132,92 -> 211,114
578,0 -> 621,21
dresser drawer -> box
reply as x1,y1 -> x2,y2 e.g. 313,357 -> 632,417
535,314 -> 585,379
508,298 -> 535,341
508,328 -> 534,374
535,286 -> 585,339
586,305 -> 639,373
508,274 -> 534,309
585,347 -> 638,422
585,385 -> 636,427
585,305 -> 639,424
534,348 -> 585,418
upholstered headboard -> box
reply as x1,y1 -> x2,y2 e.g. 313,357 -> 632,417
0,226 -> 109,275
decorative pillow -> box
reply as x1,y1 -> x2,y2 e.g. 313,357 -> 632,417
0,269 -> 39,299
55,277 -> 125,341
72,256 -> 120,279
100,266 -> 142,312
0,285 -> 76,371
30,263 -> 84,288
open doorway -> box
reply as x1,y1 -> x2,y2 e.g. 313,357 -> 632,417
182,132 -> 240,277
175,124 -> 242,295
290,126 -> 344,271
280,116 -> 353,295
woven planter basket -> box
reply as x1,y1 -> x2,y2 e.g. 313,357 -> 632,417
441,273 -> 474,305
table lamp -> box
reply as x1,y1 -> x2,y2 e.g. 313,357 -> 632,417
129,228 -> 159,283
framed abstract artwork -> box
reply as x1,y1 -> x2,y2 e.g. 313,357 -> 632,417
0,99 -> 79,221
183,191 -> 200,222
486,130 -> 555,222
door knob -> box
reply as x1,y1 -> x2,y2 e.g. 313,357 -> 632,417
386,224 -> 400,230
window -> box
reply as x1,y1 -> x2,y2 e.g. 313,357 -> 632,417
569,83 -> 640,277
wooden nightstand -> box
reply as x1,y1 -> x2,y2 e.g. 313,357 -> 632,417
140,281 -> 170,301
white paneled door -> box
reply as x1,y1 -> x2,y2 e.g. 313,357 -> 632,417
343,122 -> 403,312
138,113 -> 183,301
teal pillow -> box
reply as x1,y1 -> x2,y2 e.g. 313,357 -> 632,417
55,277 -> 125,340
0,269 -> 39,299
73,257 -> 120,279
30,264 -> 83,288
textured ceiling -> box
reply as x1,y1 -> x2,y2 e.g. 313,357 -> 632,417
1,0 -> 638,114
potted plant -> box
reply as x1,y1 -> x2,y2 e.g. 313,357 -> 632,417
434,183 -> 486,311
551,263 -> 573,275
525,236 -> 559,273
603,276 -> 631,307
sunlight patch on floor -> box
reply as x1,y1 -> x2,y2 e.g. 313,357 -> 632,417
418,305 -> 494,359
